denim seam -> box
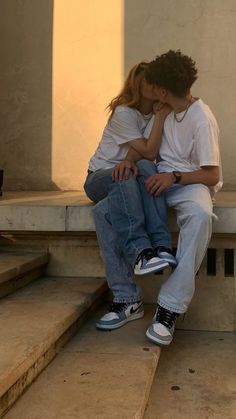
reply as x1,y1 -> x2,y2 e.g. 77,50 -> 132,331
118,181 -> 148,266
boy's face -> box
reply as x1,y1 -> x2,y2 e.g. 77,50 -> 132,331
152,85 -> 168,103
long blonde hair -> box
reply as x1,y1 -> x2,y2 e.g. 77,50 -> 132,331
107,61 -> 149,119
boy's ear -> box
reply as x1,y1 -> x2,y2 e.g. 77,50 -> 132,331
160,88 -> 168,98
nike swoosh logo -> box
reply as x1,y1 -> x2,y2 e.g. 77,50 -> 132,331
130,304 -> 143,314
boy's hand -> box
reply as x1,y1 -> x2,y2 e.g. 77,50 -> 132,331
145,172 -> 174,196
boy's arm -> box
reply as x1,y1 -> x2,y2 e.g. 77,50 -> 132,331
145,166 -> 220,196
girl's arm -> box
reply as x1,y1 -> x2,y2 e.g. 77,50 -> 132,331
128,104 -> 171,160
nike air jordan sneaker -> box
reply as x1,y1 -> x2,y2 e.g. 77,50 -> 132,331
96,301 -> 144,330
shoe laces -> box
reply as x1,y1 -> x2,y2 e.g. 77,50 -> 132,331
155,305 -> 179,329
156,246 -> 173,255
109,302 -> 129,314
137,248 -> 154,263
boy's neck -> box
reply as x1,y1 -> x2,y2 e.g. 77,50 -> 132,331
168,92 -> 195,113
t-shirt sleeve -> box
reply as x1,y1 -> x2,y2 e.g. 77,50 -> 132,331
109,108 -> 143,145
194,119 -> 220,167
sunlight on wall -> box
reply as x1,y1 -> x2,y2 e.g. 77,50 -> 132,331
52,0 -> 124,189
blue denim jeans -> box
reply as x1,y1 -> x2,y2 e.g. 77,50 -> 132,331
135,160 -> 171,249
84,162 -> 172,267
93,183 -> 214,312
84,168 -> 113,203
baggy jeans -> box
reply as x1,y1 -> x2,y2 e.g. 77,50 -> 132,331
93,178 -> 214,313
84,164 -> 172,268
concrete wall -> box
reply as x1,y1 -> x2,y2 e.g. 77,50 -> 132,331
0,0 -> 235,190
124,0 -> 236,191
0,0 -> 56,190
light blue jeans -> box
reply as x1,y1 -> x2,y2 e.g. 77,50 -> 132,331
93,177 -> 214,313
84,162 -> 172,267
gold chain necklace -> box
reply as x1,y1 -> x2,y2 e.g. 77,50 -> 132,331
174,97 -> 193,123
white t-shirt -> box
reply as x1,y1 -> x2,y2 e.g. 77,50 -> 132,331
89,105 -> 152,171
144,98 -> 222,194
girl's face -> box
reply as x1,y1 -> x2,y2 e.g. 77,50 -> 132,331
141,78 -> 159,101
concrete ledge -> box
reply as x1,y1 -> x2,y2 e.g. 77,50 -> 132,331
0,191 -> 236,233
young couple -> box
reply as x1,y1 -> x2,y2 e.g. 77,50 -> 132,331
84,50 -> 222,346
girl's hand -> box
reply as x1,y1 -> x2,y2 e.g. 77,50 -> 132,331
112,160 -> 138,181
153,103 -> 172,120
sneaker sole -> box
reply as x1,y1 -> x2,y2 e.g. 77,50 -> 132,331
146,329 -> 173,346
161,257 -> 177,267
134,261 -> 169,275
96,311 -> 144,330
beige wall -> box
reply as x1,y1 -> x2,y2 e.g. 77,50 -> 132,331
52,0 -> 124,189
124,0 -> 236,191
0,0 -> 236,190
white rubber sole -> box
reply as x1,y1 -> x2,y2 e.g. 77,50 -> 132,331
160,256 -> 177,267
146,328 -> 173,346
96,311 -> 144,330
134,261 -> 169,275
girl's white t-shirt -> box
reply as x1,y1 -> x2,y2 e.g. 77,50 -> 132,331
89,106 -> 152,171
144,98 -> 222,194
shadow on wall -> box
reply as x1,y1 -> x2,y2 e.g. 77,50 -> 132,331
0,0 -> 59,190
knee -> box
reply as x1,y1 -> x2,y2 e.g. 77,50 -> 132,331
136,159 -> 157,176
92,197 -> 109,217
110,175 -> 137,191
190,205 -> 213,229
198,207 -> 212,226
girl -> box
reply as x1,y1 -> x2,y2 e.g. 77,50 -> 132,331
84,62 -> 176,276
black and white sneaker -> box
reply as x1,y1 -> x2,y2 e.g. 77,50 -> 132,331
96,301 -> 144,330
155,246 -> 177,267
146,304 -> 179,346
134,248 -> 169,275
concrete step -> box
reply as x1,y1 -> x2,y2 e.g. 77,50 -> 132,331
4,305 -> 160,419
0,276 -> 107,417
0,251 -> 49,298
0,191 -> 235,333
144,330 -> 236,419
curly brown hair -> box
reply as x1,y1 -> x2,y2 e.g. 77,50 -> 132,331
145,50 -> 198,97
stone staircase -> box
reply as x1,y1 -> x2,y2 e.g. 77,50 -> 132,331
0,191 -> 235,418
0,251 -> 106,417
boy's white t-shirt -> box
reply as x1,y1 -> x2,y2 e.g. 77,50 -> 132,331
144,98 -> 223,194
89,105 -> 152,171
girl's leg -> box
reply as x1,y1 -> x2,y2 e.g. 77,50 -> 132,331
136,159 -> 172,249
83,168 -> 113,203
93,198 -> 142,302
107,175 -> 156,268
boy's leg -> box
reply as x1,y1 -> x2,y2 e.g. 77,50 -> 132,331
157,184 -> 214,313
146,183 -> 213,346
